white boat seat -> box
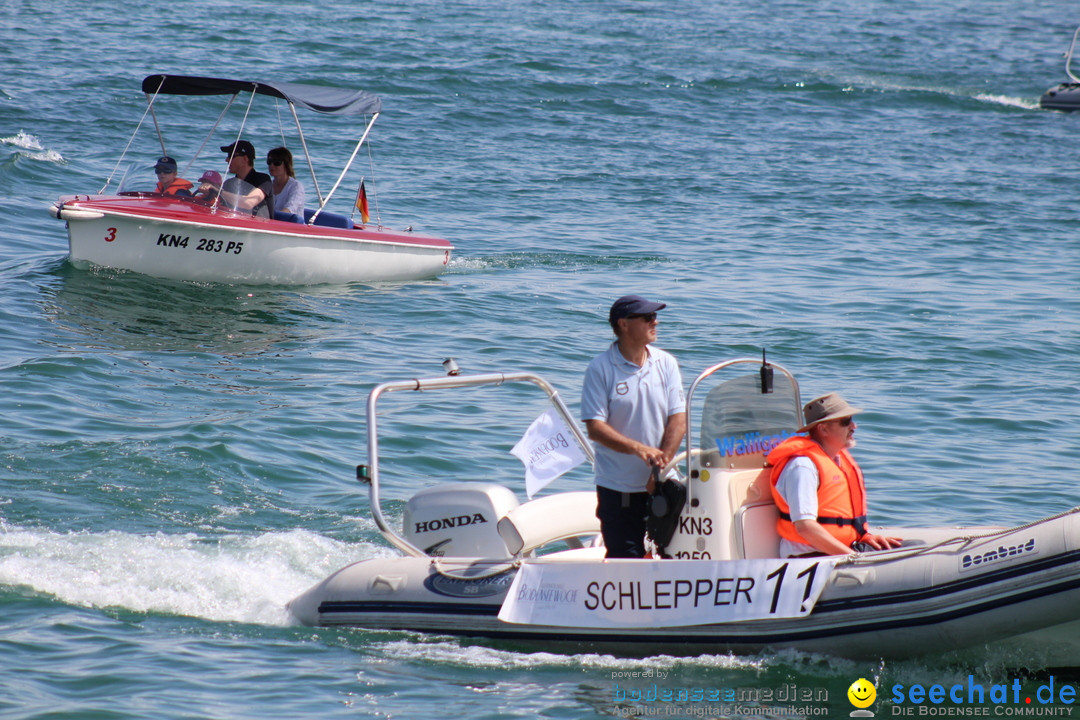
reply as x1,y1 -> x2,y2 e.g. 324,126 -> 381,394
734,501 -> 781,559
497,491 -> 600,556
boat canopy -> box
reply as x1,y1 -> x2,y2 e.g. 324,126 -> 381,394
141,74 -> 382,116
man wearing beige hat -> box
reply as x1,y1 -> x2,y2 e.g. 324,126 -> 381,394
766,393 -> 902,557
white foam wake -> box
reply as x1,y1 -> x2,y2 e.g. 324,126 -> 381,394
1,131 -> 63,162
974,93 -> 1040,110
0,525 -> 388,626
1,131 -> 43,150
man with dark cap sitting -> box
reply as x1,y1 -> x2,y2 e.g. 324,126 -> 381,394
218,140 -> 274,218
580,294 -> 686,558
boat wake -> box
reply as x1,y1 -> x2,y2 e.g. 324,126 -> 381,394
0,524 -> 391,626
377,637 -> 768,670
1,131 -> 63,163
370,636 -> 1069,686
447,251 -> 669,274
974,93 -> 1040,110
802,70 -> 1041,111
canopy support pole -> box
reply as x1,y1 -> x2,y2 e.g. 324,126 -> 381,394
149,102 -> 167,158
99,77 -> 167,194
184,94 -> 237,178
210,87 -> 259,213
307,113 -> 378,225
289,103 -> 323,206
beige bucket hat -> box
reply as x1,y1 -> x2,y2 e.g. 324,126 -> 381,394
798,392 -> 863,432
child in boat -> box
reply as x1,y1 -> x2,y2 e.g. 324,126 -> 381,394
153,156 -> 193,196
192,170 -> 222,204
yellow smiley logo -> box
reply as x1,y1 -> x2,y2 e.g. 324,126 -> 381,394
848,678 -> 876,709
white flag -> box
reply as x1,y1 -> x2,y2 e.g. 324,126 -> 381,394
510,407 -> 587,498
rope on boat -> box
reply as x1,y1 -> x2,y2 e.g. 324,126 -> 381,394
100,76 -> 167,194
841,505 -> 1080,566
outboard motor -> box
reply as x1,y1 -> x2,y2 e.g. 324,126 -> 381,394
403,483 -> 519,558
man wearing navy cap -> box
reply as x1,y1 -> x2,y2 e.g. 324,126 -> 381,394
219,140 -> 274,218
581,295 -> 686,558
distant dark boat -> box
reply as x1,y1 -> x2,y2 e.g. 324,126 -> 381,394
1040,26 -> 1080,111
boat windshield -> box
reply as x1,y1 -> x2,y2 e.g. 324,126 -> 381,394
116,162 -> 224,197
116,162 -> 161,194
115,162 -> 257,214
217,177 -> 268,216
698,371 -> 800,470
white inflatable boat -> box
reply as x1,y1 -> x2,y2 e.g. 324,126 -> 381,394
288,358 -> 1080,660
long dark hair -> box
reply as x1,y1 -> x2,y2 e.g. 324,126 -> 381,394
267,147 -> 295,178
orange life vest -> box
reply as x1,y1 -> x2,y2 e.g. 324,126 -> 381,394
155,177 -> 194,195
767,436 -> 868,546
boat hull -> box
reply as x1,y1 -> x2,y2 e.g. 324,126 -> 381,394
52,195 -> 453,285
288,513 -> 1080,659
1040,82 -> 1080,111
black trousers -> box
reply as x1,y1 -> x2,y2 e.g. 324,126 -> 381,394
596,486 -> 651,558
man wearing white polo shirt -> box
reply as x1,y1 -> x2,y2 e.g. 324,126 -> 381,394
581,295 -> 686,558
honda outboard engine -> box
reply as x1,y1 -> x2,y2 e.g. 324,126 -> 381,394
403,483 -> 519,558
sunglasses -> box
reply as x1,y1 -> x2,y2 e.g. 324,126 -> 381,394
836,417 -> 853,427
267,159 -> 284,166
627,312 -> 657,323
155,169 -> 175,175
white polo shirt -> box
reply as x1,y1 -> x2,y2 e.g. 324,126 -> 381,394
580,342 -> 685,493
774,456 -> 821,557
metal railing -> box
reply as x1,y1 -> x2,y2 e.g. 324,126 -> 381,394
363,371 -> 594,558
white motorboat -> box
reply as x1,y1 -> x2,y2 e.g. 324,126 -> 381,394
1040,26 -> 1080,111
50,75 -> 453,285
288,357 -> 1080,660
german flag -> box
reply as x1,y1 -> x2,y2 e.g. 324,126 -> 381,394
355,180 -> 370,224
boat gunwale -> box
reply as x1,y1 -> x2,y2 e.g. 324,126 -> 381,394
57,196 -> 453,250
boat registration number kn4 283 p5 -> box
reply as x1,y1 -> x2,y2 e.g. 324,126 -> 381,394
156,233 -> 244,255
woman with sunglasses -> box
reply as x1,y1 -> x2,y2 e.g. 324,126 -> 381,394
266,147 -> 306,217
767,393 -> 903,557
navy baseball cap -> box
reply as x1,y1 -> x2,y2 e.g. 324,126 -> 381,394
154,156 -> 177,172
220,140 -> 255,160
608,295 -> 667,327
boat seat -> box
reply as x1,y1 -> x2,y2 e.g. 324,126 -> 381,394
274,211 -> 304,224
303,208 -> 354,229
734,501 -> 781,559
497,491 -> 600,557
